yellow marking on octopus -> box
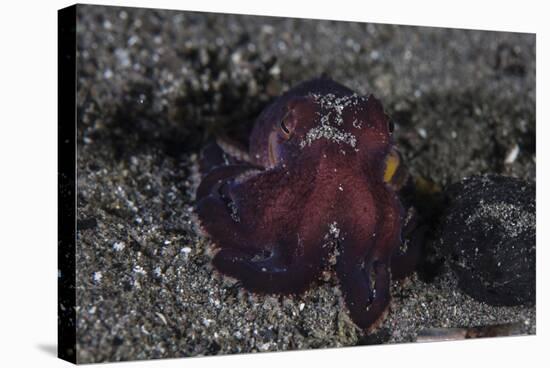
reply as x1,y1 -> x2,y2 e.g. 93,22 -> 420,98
384,149 -> 400,183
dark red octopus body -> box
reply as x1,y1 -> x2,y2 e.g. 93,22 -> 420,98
196,78 -> 421,331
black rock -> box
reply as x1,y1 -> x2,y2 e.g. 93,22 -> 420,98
439,174 -> 535,306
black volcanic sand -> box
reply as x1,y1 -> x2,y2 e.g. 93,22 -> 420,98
74,5 -> 536,363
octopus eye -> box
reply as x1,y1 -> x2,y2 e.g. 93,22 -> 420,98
280,119 -> 292,138
388,119 -> 395,134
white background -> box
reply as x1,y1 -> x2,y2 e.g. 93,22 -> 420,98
0,0 -> 547,367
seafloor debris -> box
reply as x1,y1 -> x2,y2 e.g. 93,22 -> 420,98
416,322 -> 524,342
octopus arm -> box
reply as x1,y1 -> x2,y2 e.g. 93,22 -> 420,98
203,165 -> 328,294
196,164 -> 262,201
337,254 -> 391,331
390,207 -> 427,280
196,163 -> 264,249
336,185 -> 402,330
212,227 -> 329,295
198,138 -> 253,175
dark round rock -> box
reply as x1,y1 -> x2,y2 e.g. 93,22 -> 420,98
439,174 -> 535,306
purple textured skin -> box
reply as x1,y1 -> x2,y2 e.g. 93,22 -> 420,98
196,78 -> 418,331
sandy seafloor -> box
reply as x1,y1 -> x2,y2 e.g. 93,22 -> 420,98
74,4 -> 536,363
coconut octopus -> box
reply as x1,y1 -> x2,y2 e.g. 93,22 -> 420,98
195,77 -> 423,331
